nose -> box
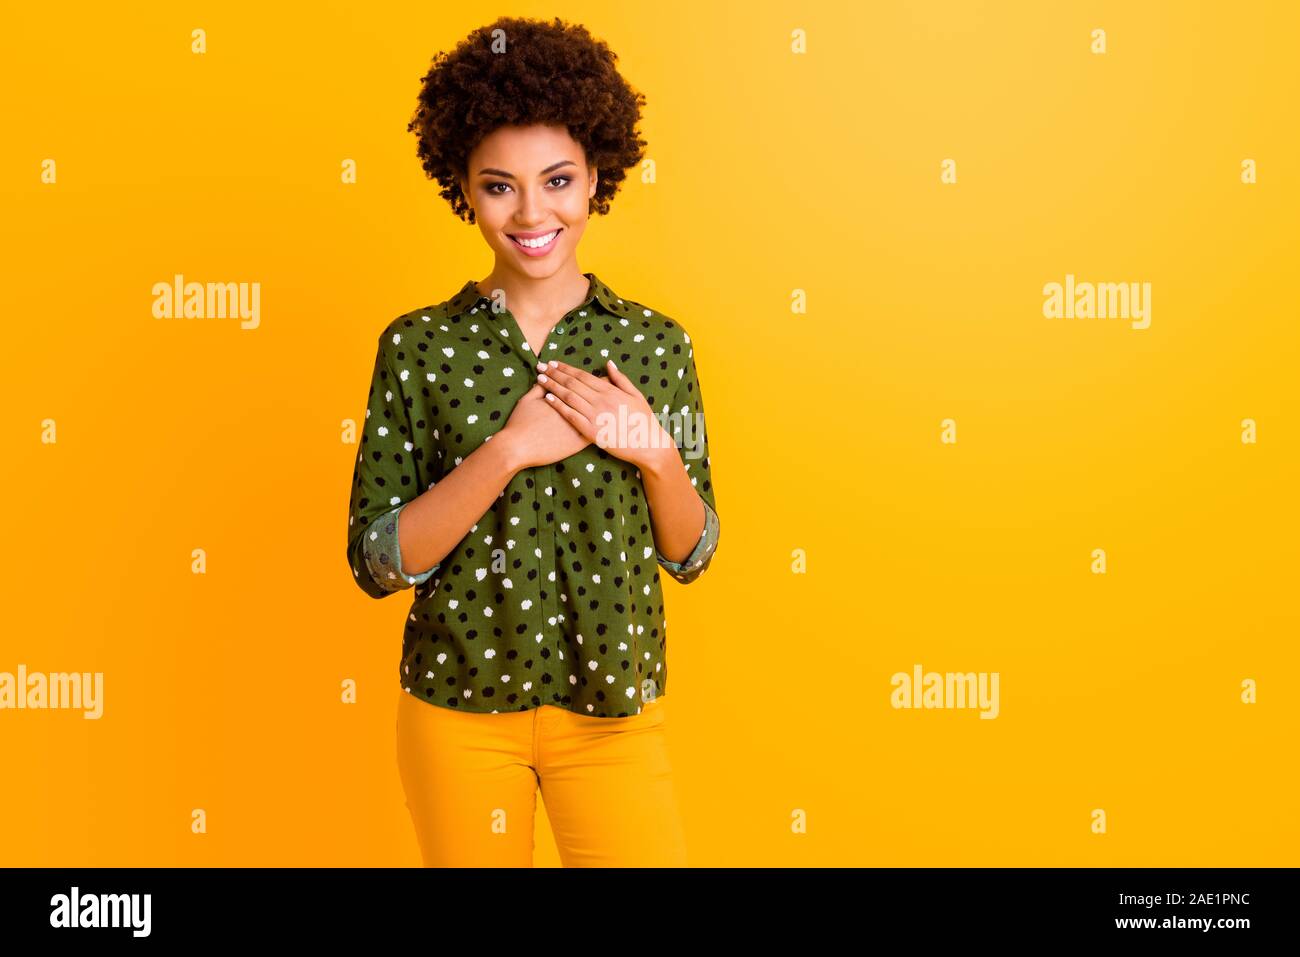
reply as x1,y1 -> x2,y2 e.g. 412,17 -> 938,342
513,186 -> 548,228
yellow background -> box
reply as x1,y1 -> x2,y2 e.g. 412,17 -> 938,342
2,0 -> 1295,865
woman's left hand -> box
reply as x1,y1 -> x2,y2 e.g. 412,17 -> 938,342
534,359 -> 675,470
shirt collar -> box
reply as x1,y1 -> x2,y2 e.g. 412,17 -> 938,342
445,271 -> 627,320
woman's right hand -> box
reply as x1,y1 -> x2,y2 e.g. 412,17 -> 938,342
499,381 -> 591,470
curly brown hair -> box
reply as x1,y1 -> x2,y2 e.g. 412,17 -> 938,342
407,16 -> 648,224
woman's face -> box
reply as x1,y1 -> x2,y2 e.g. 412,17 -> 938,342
459,123 -> 599,278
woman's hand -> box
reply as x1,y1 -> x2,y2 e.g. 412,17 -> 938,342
534,359 -> 676,470
498,381 -> 591,470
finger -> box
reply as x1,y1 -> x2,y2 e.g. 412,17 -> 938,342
604,359 -> 643,397
539,359 -> 607,400
536,366 -> 596,416
537,359 -> 602,403
543,391 -> 594,438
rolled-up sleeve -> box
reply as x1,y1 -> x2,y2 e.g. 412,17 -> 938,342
361,500 -> 438,593
654,331 -> 719,585
346,332 -> 440,599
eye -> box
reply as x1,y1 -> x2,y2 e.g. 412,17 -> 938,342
486,182 -> 511,195
547,175 -> 572,188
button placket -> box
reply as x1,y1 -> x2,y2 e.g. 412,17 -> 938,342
533,313 -> 580,694
539,463 -> 558,678
477,289 -> 595,701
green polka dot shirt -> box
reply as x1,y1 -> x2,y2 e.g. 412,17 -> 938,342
346,273 -> 720,718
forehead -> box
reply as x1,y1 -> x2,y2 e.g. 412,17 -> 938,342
468,123 -> 585,171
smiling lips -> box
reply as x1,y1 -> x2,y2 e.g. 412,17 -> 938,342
507,227 -> 562,256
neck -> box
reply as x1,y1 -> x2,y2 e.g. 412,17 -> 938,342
477,262 -> 590,327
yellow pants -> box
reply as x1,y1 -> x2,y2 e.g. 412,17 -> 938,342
395,687 -> 688,867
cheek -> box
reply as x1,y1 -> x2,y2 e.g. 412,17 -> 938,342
561,193 -> 591,227
561,210 -> 588,238
470,197 -> 506,233
478,218 -> 510,248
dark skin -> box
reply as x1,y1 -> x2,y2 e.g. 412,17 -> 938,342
395,359 -> 706,576
394,122 -> 706,576
535,358 -> 706,566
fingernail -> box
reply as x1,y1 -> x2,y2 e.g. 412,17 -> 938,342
538,374 -> 548,382
609,360 -> 617,369
545,394 -> 555,401
536,362 -> 547,371
549,360 -> 557,368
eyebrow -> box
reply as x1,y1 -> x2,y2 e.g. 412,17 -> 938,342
476,160 -> 577,180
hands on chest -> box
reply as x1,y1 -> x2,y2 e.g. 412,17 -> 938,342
499,358 -> 675,473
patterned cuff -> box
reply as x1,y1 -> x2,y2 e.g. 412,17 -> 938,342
656,498 -> 720,584
362,501 -> 438,592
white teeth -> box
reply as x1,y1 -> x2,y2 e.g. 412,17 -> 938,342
512,229 -> 559,248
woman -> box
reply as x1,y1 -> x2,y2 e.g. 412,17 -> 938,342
345,15 -> 721,867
